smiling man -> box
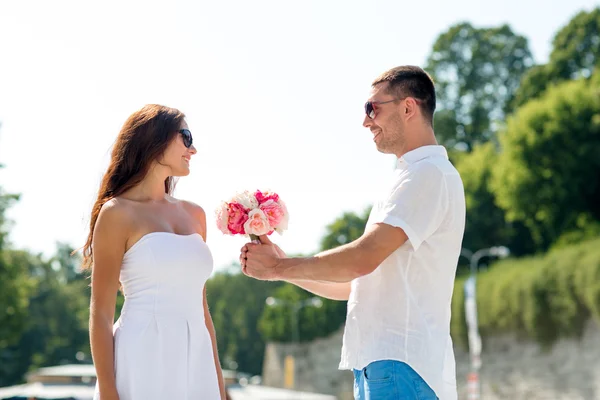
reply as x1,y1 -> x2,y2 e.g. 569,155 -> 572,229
241,65 -> 466,400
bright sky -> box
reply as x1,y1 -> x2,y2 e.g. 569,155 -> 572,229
0,0 -> 596,272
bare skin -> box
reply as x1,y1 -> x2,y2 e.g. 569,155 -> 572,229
90,123 -> 227,399
239,81 -> 437,298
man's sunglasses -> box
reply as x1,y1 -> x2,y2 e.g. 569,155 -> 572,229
179,129 -> 193,148
364,99 -> 398,119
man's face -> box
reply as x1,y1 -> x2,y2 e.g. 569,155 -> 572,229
363,82 -> 406,156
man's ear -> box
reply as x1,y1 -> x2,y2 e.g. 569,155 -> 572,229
404,98 -> 419,120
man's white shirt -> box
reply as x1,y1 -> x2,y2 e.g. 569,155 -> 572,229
339,145 -> 466,400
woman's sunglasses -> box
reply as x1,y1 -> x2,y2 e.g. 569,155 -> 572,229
179,129 -> 193,148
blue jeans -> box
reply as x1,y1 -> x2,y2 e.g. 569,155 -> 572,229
353,360 -> 438,400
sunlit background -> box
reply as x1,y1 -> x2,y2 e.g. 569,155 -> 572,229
1,1 -> 599,399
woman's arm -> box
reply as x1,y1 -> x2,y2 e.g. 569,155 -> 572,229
204,286 -> 226,399
89,201 -> 129,400
185,200 -> 227,398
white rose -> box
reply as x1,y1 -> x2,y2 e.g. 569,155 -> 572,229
234,190 -> 259,210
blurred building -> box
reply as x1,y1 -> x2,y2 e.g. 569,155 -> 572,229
0,364 -> 337,400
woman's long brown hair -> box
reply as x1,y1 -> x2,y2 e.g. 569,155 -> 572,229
81,104 -> 185,270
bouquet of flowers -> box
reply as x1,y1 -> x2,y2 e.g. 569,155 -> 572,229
215,190 -> 289,242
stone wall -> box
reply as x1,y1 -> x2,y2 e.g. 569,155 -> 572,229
262,329 -> 354,400
262,320 -> 600,399
455,320 -> 600,400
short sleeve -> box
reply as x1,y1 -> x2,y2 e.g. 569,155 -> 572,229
370,163 -> 448,251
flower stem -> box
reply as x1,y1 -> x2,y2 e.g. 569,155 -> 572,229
249,234 -> 260,243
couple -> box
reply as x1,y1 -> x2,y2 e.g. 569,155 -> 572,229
88,65 -> 465,400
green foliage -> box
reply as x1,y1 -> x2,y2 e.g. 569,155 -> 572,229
492,73 -> 600,249
426,22 -> 533,151
206,209 -> 369,375
451,238 -> 600,348
0,252 -> 35,346
3,9 -> 600,388
205,268 -> 284,375
510,64 -> 555,112
319,207 -> 370,251
0,184 -> 20,250
0,246 -> 90,386
551,8 -> 600,77
258,208 -> 370,343
450,275 -> 467,347
0,250 -> 37,383
551,216 -> 600,250
453,140 -> 536,272
258,284 -> 346,343
512,8 -> 600,108
0,174 -> 38,385
456,143 -> 535,260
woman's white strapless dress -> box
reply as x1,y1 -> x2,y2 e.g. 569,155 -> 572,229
93,232 -> 221,400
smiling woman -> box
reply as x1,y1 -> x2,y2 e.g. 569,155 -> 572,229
80,104 -> 227,400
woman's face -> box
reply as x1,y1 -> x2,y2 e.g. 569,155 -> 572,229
159,120 -> 197,177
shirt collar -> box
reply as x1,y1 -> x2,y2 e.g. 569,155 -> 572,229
396,145 -> 448,168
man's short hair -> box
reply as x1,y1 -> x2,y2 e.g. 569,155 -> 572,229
372,65 -> 436,124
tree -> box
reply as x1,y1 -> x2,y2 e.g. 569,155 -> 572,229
259,209 -> 370,345
53,242 -> 87,283
205,268 -> 284,376
258,283 -> 346,343
551,7 -> 600,79
425,23 -> 534,151
0,185 -> 20,250
206,209 -> 371,376
1,247 -> 90,386
492,73 -> 600,249
0,151 -> 37,384
456,143 -> 535,260
512,8 -> 600,108
319,207 -> 370,250
0,250 -> 37,385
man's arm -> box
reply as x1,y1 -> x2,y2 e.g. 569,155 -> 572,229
285,279 -> 351,301
243,222 -> 408,283
278,223 -> 408,282
242,236 -> 351,300
242,162 -> 447,284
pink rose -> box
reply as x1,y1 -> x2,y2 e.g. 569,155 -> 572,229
274,198 -> 289,234
243,209 -> 271,236
255,190 -> 279,204
215,202 -> 230,234
259,199 -> 284,228
227,202 -> 249,235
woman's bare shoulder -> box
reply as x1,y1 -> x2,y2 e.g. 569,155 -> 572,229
178,199 -> 207,238
179,199 -> 205,218
96,197 -> 136,233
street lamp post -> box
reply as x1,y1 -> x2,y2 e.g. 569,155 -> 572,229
461,246 -> 510,400
265,296 -> 323,390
